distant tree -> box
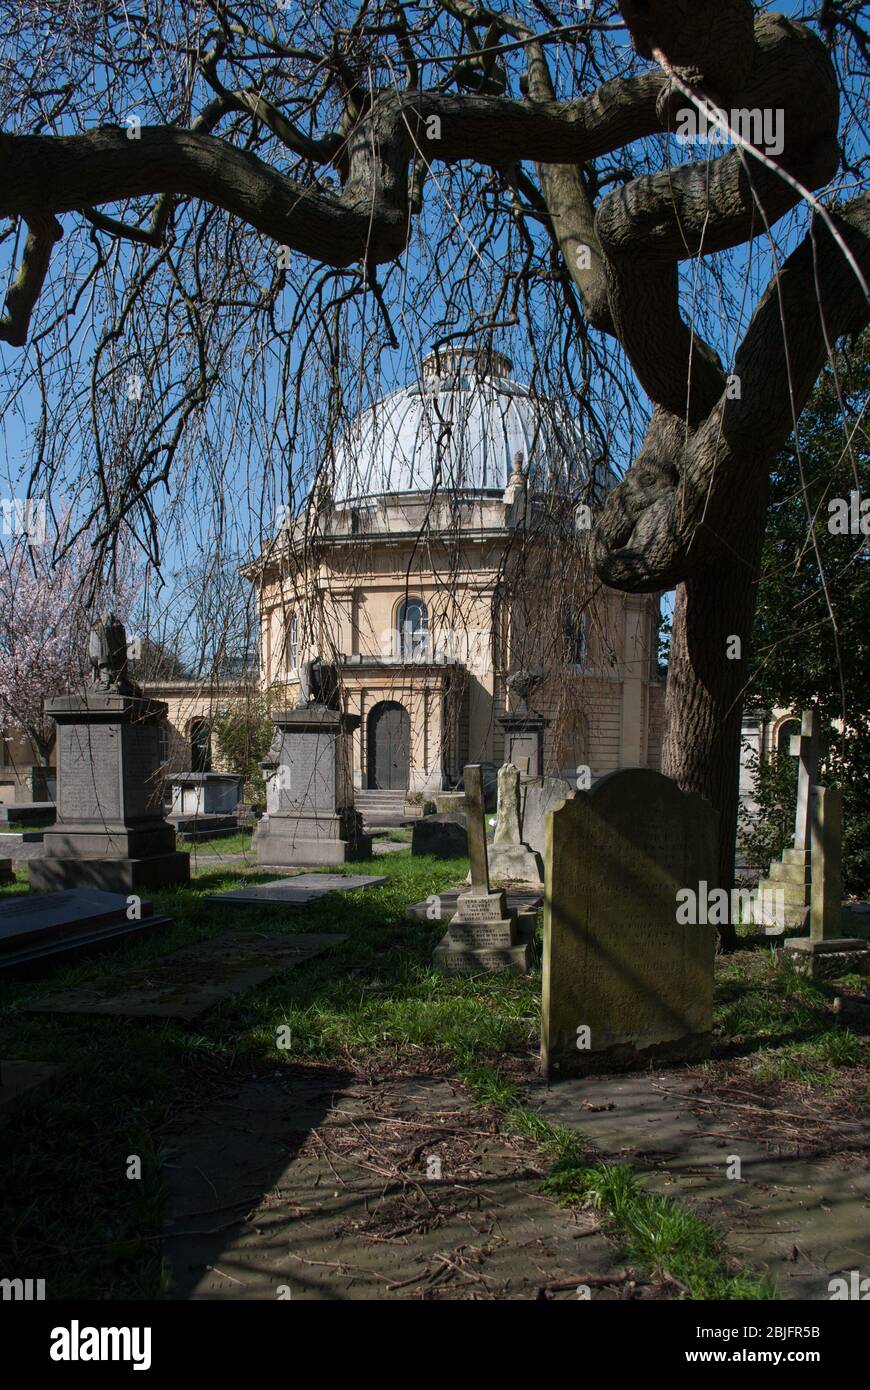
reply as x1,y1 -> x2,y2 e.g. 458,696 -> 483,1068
213,687 -> 276,803
744,331 -> 870,894
0,536 -> 134,769
135,636 -> 188,683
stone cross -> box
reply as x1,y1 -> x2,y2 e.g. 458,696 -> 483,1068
810,785 -> 841,941
790,709 -> 819,854
463,764 -> 490,895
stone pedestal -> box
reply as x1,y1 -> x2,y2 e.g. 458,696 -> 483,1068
433,887 -> 531,975
28,693 -> 190,894
254,707 -> 372,867
498,714 -> 548,778
754,847 -> 811,930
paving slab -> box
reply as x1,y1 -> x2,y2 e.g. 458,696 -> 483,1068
207,874 -> 385,908
532,1068 -> 870,1299
26,930 -> 346,1020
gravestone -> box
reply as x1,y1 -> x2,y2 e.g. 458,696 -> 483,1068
0,859 -> 12,883
28,694 -> 190,894
521,776 -> 576,860
784,785 -> 869,979
0,889 -> 174,974
754,710 -> 817,930
411,812 -> 468,858
488,764 -> 543,883
254,706 -> 371,866
433,765 -> 531,975
541,769 -> 718,1077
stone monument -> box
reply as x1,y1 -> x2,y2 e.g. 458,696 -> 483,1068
783,785 -> 869,979
754,709 -> 817,930
28,613 -> 190,894
433,764 -> 531,975
487,763 -> 543,883
498,670 -> 548,777
541,769 -> 718,1077
253,659 -> 371,867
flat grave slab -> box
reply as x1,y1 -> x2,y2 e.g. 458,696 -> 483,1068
26,930 -> 347,1020
0,889 -> 174,974
207,873 -> 385,908
406,887 -> 543,923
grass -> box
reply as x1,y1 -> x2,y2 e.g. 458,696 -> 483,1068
713,944 -> 870,1082
176,827 -> 255,855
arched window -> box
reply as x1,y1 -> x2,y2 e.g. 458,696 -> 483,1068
564,608 -> 588,667
397,597 -> 428,661
189,718 -> 212,773
777,718 -> 801,757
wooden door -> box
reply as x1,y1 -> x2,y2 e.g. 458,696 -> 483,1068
368,702 -> 410,789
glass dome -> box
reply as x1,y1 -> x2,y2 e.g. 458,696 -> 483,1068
328,348 -> 589,503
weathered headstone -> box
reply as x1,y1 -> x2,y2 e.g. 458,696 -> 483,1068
253,706 -> 371,866
541,769 -> 718,1076
411,812 -> 468,858
433,765 -> 531,975
784,785 -> 869,979
520,776 -> 576,860
754,709 -> 818,930
488,764 -> 544,883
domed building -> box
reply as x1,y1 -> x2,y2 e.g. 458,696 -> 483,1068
248,348 -> 666,804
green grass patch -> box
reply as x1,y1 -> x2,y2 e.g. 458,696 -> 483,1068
177,827 -> 255,855
539,1161 -> 774,1299
459,1061 -> 774,1300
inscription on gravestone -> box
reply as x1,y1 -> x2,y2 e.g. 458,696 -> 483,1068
59,725 -> 121,822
